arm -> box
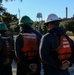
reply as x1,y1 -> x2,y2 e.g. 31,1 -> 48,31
15,35 -> 26,63
0,38 -> 8,65
39,35 -> 51,64
39,34 -> 62,68
69,39 -> 74,66
65,35 -> 74,66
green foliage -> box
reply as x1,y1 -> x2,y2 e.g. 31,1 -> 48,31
1,12 -> 12,28
66,31 -> 73,36
10,25 -> 16,31
32,21 -> 47,34
10,24 -> 19,35
38,25 -> 43,33
60,20 -> 70,28
0,4 -> 6,15
42,25 -> 47,34
0,11 -> 18,31
65,20 -> 74,33
60,21 -> 66,28
60,20 -> 74,35
14,26 -> 19,33
32,21 -> 39,30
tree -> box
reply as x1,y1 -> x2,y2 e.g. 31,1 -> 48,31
65,20 -> 74,34
0,3 -> 6,15
32,21 -> 39,30
0,0 -> 22,2
1,12 -> 12,28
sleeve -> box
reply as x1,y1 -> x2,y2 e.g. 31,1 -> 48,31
0,38 -> 8,65
39,35 -> 51,64
69,39 -> 74,66
65,35 -> 74,66
15,35 -> 26,63
10,37 -> 14,51
39,34 -> 61,68
9,37 -> 15,61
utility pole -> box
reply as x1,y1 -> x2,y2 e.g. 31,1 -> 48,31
66,7 -> 68,19
0,0 -> 2,3
0,1 -> 2,15
18,8 -> 20,19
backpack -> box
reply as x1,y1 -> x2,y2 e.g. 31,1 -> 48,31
51,35 -> 72,61
20,33 -> 38,60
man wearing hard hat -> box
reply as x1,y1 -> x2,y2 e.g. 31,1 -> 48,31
15,15 -> 42,75
39,13 -> 74,75
0,22 -> 14,75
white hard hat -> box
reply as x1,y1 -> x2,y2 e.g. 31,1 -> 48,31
44,14 -> 61,25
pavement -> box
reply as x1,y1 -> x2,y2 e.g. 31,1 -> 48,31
68,64 -> 74,75
12,68 -> 16,75
12,60 -> 17,75
12,61 -> 74,75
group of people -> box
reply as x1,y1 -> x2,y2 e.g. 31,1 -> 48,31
0,13 -> 74,75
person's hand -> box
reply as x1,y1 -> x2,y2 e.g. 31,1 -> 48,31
29,63 -> 37,72
60,60 -> 70,70
3,58 -> 10,65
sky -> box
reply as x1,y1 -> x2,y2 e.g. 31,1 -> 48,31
2,0 -> 74,21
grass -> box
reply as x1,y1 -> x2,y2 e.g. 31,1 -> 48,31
69,36 -> 74,41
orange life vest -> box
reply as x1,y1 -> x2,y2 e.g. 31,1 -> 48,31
20,33 -> 38,60
52,35 -> 72,61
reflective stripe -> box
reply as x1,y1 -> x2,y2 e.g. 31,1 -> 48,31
52,35 -> 72,61
21,33 -> 38,60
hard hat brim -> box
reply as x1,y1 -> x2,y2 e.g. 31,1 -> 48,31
18,23 -> 23,26
44,19 -> 62,25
